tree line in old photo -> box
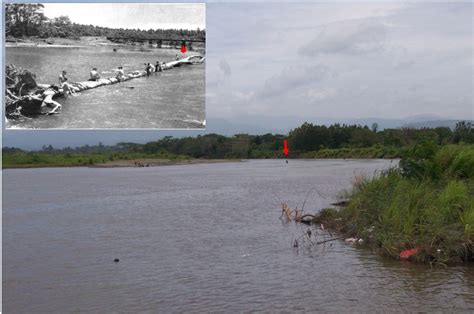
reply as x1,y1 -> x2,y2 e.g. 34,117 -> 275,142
5,3 -> 205,41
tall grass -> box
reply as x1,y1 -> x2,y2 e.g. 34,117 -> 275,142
340,144 -> 474,264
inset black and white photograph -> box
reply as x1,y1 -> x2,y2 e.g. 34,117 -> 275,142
5,3 -> 206,129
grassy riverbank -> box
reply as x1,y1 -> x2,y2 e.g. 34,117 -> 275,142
302,145 -> 401,159
316,144 -> 474,264
2,150 -> 192,169
2,147 -> 400,169
3,122 -> 472,168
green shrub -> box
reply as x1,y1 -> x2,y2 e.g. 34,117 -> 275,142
461,206 -> 474,239
340,155 -> 474,263
434,145 -> 465,172
314,208 -> 339,223
400,141 -> 441,179
437,180 -> 470,224
449,149 -> 474,178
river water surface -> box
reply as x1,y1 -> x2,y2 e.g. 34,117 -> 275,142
6,46 -> 205,129
3,160 -> 474,312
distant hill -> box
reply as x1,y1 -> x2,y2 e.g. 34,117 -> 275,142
402,120 -> 473,130
208,116 -> 472,134
344,115 -> 470,130
345,118 -> 406,129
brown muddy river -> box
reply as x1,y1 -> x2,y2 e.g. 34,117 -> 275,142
3,159 -> 474,312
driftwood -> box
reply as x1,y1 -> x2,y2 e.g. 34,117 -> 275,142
280,203 -> 305,223
299,214 -> 317,221
280,203 -> 294,222
6,64 -> 38,94
282,203 -> 341,253
5,64 -> 42,117
316,237 -> 339,245
281,203 -> 321,224
5,55 -> 205,119
330,200 -> 350,207
291,223 -> 340,252
299,214 -> 317,225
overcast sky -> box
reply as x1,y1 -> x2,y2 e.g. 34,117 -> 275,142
207,2 -> 473,120
42,3 -> 206,30
3,2 -> 473,149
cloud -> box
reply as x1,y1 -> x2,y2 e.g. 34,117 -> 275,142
303,87 -> 337,101
233,91 -> 255,100
205,2 -> 472,121
299,19 -> 388,56
256,65 -> 331,99
219,59 -> 232,76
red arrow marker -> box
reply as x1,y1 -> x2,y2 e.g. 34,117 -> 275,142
283,139 -> 289,157
180,44 -> 187,53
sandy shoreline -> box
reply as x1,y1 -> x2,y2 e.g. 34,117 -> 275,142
6,43 -> 88,48
5,36 -> 120,48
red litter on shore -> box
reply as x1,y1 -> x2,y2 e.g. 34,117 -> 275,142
400,248 -> 419,260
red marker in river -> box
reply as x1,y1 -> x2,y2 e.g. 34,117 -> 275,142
180,44 -> 187,54
283,139 -> 289,157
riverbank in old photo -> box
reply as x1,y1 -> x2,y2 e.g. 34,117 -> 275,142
5,36 -> 206,51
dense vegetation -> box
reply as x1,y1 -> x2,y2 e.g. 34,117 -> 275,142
316,143 -> 474,264
2,121 -> 473,168
5,3 -> 205,41
289,121 -> 473,151
120,121 -> 472,159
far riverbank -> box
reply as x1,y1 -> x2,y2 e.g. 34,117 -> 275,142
1,147 -> 402,169
2,158 -> 239,169
5,36 -> 205,52
6,36 -> 119,48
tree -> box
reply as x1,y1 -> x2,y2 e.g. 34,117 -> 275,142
453,121 -> 474,143
5,3 -> 45,37
371,122 -> 379,133
41,144 -> 54,152
5,3 -> 206,41
52,15 -> 72,26
289,123 -> 333,151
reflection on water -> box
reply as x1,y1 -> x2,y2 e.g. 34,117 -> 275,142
6,46 -> 205,128
3,160 -> 474,312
